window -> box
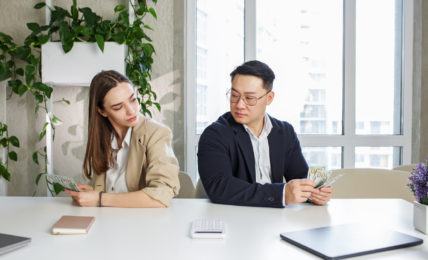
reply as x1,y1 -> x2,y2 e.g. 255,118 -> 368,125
186,0 -> 413,182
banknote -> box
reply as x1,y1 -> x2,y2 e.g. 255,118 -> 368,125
307,167 -> 342,188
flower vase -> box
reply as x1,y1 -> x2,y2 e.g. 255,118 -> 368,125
413,201 -> 428,234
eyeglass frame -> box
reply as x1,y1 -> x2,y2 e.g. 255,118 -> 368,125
226,88 -> 271,106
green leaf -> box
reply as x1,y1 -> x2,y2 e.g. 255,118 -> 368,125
119,11 -> 129,26
34,2 -> 46,9
95,34 -> 104,52
26,23 -> 40,32
62,41 -> 73,53
149,8 -> 157,20
17,84 -> 27,96
51,115 -> 63,126
112,32 -> 125,44
59,21 -> 73,53
35,93 -> 44,104
33,82 -> 53,98
8,136 -> 19,147
35,172 -> 43,185
0,138 -> 7,147
38,34 -> 50,44
55,98 -> 70,105
15,68 -> 24,76
143,24 -> 153,31
80,26 -> 92,36
8,151 -> 17,161
0,163 -> 11,181
16,46 -> 30,60
42,122 -> 49,131
25,64 -> 36,85
6,60 -> 14,68
39,128 -> 46,141
79,7 -> 100,27
32,151 -> 39,165
53,182 -> 65,195
114,5 -> 126,12
8,79 -> 22,89
154,102 -> 161,112
136,7 -> 146,16
71,0 -> 78,21
0,64 -> 11,81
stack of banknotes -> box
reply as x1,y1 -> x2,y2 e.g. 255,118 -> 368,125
307,167 -> 343,188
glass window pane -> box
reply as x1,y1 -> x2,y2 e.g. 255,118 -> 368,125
302,147 -> 342,169
355,147 -> 402,168
257,0 -> 343,135
355,0 -> 403,135
196,0 -> 244,134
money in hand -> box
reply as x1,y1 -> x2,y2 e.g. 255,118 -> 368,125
307,167 -> 332,188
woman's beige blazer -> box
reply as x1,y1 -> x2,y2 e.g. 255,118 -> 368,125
93,116 -> 180,206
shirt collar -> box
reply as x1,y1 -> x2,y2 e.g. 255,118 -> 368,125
111,127 -> 133,149
244,113 -> 273,138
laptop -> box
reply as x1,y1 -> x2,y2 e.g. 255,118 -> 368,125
280,223 -> 423,260
0,233 -> 31,256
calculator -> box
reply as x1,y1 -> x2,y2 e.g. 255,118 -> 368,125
190,219 -> 226,239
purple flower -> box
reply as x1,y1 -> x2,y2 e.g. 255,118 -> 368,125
408,158 -> 428,205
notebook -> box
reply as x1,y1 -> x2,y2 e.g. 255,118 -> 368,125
0,233 -> 31,256
52,216 -> 95,235
280,223 -> 423,260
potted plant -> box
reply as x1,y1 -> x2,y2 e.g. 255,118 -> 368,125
407,158 -> 428,234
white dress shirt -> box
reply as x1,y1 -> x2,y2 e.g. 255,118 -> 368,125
244,114 -> 287,206
105,127 -> 132,193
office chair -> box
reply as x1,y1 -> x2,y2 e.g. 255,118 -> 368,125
195,179 -> 208,198
393,164 -> 418,172
176,171 -> 195,198
330,168 -> 414,202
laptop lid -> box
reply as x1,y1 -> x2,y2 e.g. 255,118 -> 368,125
0,233 -> 31,256
280,223 -> 423,260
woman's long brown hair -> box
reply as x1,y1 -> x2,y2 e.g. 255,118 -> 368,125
83,70 -> 132,179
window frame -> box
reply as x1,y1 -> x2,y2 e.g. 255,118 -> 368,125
185,0 -> 413,182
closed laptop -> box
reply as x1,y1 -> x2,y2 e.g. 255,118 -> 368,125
0,233 -> 31,256
280,223 -> 423,260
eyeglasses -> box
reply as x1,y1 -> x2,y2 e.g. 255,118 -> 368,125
226,89 -> 271,106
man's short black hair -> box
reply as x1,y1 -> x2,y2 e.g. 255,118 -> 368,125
230,60 -> 275,91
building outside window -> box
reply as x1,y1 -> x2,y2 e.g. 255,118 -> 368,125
186,0 -> 413,181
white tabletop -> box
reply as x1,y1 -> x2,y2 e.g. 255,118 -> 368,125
0,197 -> 427,260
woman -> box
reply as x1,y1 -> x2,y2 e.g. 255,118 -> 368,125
65,70 -> 180,208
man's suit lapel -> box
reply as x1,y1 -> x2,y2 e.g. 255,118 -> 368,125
235,131 -> 256,182
229,115 -> 256,183
268,119 -> 283,183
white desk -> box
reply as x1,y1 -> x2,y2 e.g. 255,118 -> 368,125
0,197 -> 427,260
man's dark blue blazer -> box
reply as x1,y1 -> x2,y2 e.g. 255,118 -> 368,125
197,112 -> 308,208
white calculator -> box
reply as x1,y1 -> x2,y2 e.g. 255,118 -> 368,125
190,219 -> 226,239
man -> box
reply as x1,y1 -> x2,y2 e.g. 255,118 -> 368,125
197,60 -> 333,208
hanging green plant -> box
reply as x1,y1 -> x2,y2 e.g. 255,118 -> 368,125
0,0 -> 160,194
32,0 -> 160,116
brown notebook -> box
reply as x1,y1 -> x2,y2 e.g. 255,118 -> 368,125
52,216 -> 95,235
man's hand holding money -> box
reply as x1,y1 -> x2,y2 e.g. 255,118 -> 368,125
306,167 -> 335,205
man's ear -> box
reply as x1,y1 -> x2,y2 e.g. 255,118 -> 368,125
97,107 -> 107,117
267,91 -> 275,105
